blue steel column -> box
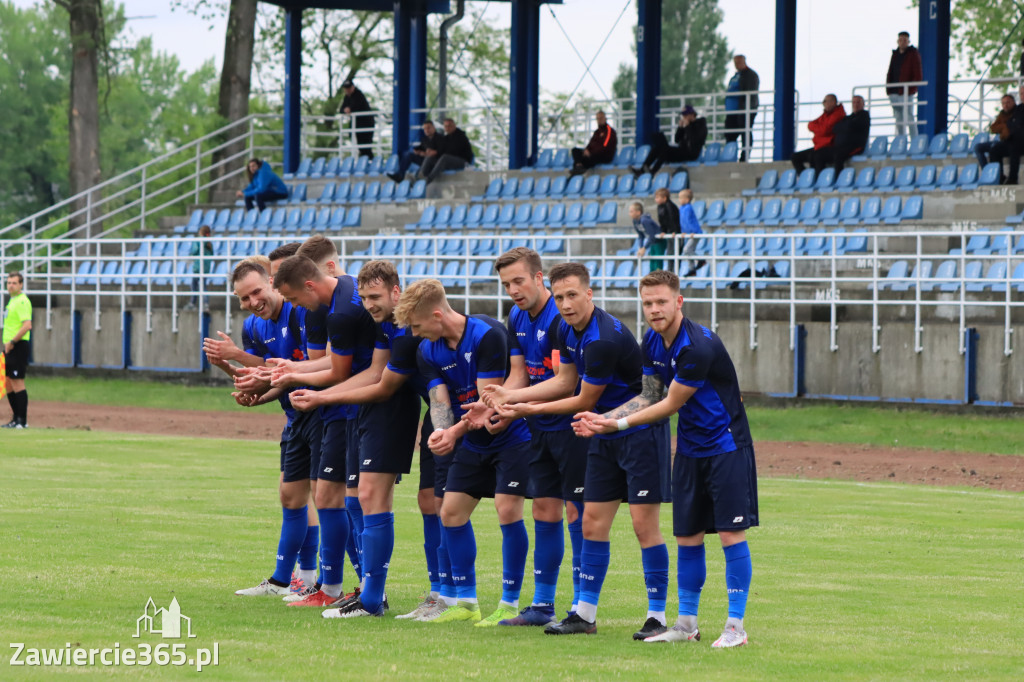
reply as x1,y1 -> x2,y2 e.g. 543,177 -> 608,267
510,0 -> 540,169
635,0 -> 661,149
409,11 -> 428,138
283,7 -> 303,175
773,0 -> 796,161
393,1 -> 412,158
917,0 -> 950,135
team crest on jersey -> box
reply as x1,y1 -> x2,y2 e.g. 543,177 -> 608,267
282,326 -> 288,337
536,329 -> 546,342
464,351 -> 473,364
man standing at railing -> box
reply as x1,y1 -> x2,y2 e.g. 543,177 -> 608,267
341,80 -> 375,159
886,32 -> 922,136
3,272 -> 32,429
724,55 -> 759,162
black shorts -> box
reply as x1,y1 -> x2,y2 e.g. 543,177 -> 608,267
318,417 -> 349,483
528,428 -> 589,502
419,411 -> 438,494
584,427 -> 664,504
653,419 -> 673,503
672,445 -> 759,538
4,340 -> 29,379
280,410 -> 323,483
346,417 -> 360,490
445,440 -> 531,499
357,387 -> 421,475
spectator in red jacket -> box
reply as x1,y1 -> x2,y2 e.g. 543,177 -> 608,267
886,31 -> 923,136
569,110 -> 617,176
790,94 -> 845,173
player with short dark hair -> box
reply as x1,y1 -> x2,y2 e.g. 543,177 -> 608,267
395,279 -> 532,626
270,253 -> 379,609
491,248 -> 588,626
575,270 -> 758,648
484,262 -> 670,639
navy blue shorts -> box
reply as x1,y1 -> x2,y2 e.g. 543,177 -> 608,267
358,387 -> 421,475
318,417 -> 349,483
445,440 -> 531,499
653,419 -> 673,503
584,427 -> 664,504
528,428 -> 589,502
672,445 -> 759,538
419,412 -> 440,494
345,417 -> 361,489
280,410 -> 324,483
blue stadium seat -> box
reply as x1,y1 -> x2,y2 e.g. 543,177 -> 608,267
744,169 -> 777,196
913,164 -> 937,192
548,175 -> 568,198
580,174 -> 601,198
288,184 -> 307,204
704,200 -> 726,227
406,205 -> 436,232
322,157 -> 341,178
516,176 -> 535,199
764,232 -> 788,256
499,177 -> 519,200
957,163 -> 980,189
634,144 -> 651,166
564,174 -> 585,197
723,229 -> 750,255
887,135 -> 909,159
991,262 -> 1024,293
794,168 -> 816,193
317,183 -> 336,204
551,148 -> 571,169
328,207 -> 347,232
344,206 -> 361,227
434,204 -> 453,229
651,171 -> 671,191
476,204 -> 498,230
438,261 -> 463,288
799,197 -> 822,225
722,199 -> 744,226
615,174 -> 636,197
833,167 -> 856,192
337,157 -> 355,176
812,167 -> 836,192
691,200 -> 706,222
968,133 -> 989,156
383,154 -> 400,175
908,134 -> 930,160
533,175 -> 551,198
719,141 -> 739,163
286,157 -> 312,180
859,196 -> 883,225
702,142 -> 722,165
307,157 -> 326,178
721,261 -> 750,288
212,209 -> 232,231
352,156 -> 370,175
775,169 -> 798,194
532,149 -> 553,170
668,171 -> 689,193
299,207 -> 317,229
547,203 -> 566,226
563,202 -> 584,227
899,196 -> 923,221
615,146 -> 636,168
530,203 -> 550,227
893,165 -> 916,191
596,201 -> 617,225
379,180 -> 396,202
878,196 -> 902,224
740,198 -> 763,226
409,179 -> 427,199
862,136 -> 889,161
880,260 -> 917,292
439,237 -> 465,256
843,228 -> 869,253
761,198 -> 783,226
854,167 -> 876,192
610,260 -> 637,287
947,133 -> 969,159
449,204 -> 468,230
363,181 -> 381,203
596,174 -> 618,197
313,207 -> 331,231
348,181 -> 366,203
839,197 -> 861,225
241,209 -> 259,231
512,203 -> 533,229
978,162 -> 1001,187
956,261 -> 984,292
268,208 -> 288,231
935,164 -> 958,191
873,166 -> 895,192
388,179 -> 408,202
948,232 -> 987,256
980,229 -> 1013,255
368,157 -> 385,175
496,203 -> 516,229
965,262 -> 1001,292
819,197 -> 842,226
331,181 -> 350,203
780,198 -> 802,226
927,134 -> 949,159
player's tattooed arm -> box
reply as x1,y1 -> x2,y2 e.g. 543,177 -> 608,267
602,374 -> 666,419
429,385 -> 455,430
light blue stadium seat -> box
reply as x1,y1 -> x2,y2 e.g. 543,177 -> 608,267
551,148 -> 571,169
449,204 -> 468,230
547,203 -> 566,226
686,262 -> 716,290
894,166 -> 916,191
307,157 -> 326,178
722,199 -> 744,226
596,201 -> 617,225
794,168 -> 816,193
744,169 -> 777,196
880,196 -> 903,224
438,261 -> 463,288
935,164 -> 958,191
723,229 -> 750,255
288,184 -> 307,204
691,200 -> 706,222
598,174 -> 618,197
516,176 -> 535,199
765,231 -> 788,256
651,171 -> 671,191
702,142 -> 722,165
978,162 -> 1000,187
406,205 -> 436,232
741,198 -> 763,226
948,233 -> 987,256
496,203 -> 517,229
352,156 -> 370,176
383,154 -> 400,175
882,260 -> 923,291
912,164 -> 936,192
322,157 -> 341,178
580,174 -> 601,198
761,198 -> 783,226
668,171 -> 689,193
957,163 -> 980,190
333,181 -> 351,203
634,144 -> 651,165
721,261 -> 750,289
635,173 -> 653,196
719,141 -> 739,163
564,174 -> 585,197
388,179 -> 408,202
298,207 -> 317,229
312,207 -> 331,231
363,181 -> 381,203
927,134 -> 949,159
563,202 -> 585,227
379,180 -> 396,202
873,166 -> 895,192
476,205 -> 499,230
704,200 -> 726,227
328,207 -> 347,231
344,206 -> 361,227
799,197 -> 822,225
839,197 -> 861,225
853,167 -> 876,192
860,196 -> 883,225
862,136 -> 889,161
819,197 -> 842,226
548,175 -> 568,198
286,157 -> 312,180
533,149 -> 553,170
780,198 -> 802,226
980,229 -> 1013,255
530,203 -> 550,228
512,203 -> 533,229
615,174 -> 636,197
337,157 -> 355,176
900,196 -> 923,221
533,176 -> 551,198
499,177 -> 519,200
812,167 -> 836,192
948,133 -> 970,158
844,228 -> 869,253
611,260 -> 637,288
409,179 -> 427,199
433,204 -> 453,230
888,135 -> 909,159
991,262 -> 1024,293
317,183 -> 336,204
908,134 -> 930,159
833,167 -> 856,192
775,168 -> 798,194
966,262 -> 1002,292
968,133 -> 989,155
348,181 -> 366,203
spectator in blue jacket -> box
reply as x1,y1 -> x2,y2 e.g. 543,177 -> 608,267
236,158 -> 289,212
677,189 -> 705,275
630,201 -> 666,271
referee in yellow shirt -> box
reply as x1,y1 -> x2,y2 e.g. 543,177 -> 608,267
3,272 -> 32,429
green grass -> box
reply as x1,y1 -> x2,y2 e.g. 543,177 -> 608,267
1,429 -> 1022,680
25,375 -> 1024,455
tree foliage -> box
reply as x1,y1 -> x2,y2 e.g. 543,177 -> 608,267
940,0 -> 1024,79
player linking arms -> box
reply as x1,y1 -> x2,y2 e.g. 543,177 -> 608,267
575,270 -> 758,648
289,260 -> 442,619
484,263 -> 670,640
396,279 -> 533,627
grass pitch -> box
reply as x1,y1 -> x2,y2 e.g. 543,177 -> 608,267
1,429 -> 1021,680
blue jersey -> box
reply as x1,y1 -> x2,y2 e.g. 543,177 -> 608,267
417,315 -> 530,454
508,296 -> 572,432
378,319 -> 428,400
305,275 -> 376,422
242,301 -> 307,423
642,317 -> 752,458
556,306 -> 647,440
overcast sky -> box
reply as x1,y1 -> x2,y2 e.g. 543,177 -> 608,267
28,0 -> 981,111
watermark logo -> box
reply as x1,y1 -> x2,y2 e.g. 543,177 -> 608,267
135,597 -> 196,639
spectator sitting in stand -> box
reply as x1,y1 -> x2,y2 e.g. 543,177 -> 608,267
677,189 -> 704,276
989,87 -> 1024,185
630,106 -> 708,177
236,158 -> 289,212
976,94 -> 1016,169
569,110 -> 617,176
790,94 -> 845,174
418,118 -> 475,185
630,201 -> 666,272
389,119 -> 444,183
816,95 -> 870,172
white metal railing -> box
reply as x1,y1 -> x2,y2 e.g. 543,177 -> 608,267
2,229 -> 1023,367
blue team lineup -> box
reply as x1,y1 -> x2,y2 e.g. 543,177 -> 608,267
202,234 -> 757,647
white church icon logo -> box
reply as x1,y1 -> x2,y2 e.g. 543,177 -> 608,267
134,597 -> 196,639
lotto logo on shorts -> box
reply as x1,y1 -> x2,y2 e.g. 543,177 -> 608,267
637,490 -> 649,497
574,487 -> 584,494
323,467 -> 334,473
508,481 -> 519,488
363,459 -> 371,465
348,475 -> 356,481
733,516 -> 744,523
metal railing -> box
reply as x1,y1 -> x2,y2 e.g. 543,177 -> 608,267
3,229 -> 1022,368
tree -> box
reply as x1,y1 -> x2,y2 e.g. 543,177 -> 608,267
213,0 -> 257,187
612,0 -> 731,112
935,0 -> 1024,79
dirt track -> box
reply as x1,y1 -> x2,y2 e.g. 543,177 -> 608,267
11,401 -> 1024,492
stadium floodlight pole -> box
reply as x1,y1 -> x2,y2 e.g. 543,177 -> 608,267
437,0 -> 465,115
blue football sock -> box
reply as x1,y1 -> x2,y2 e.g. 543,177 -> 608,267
422,514 -> 442,593
345,497 -> 364,581
577,539 -> 611,619
532,519 -> 563,607
299,525 -> 319,572
444,521 -> 477,601
500,520 -> 529,606
641,544 -> 670,618
677,544 -> 706,617
567,502 -> 584,608
271,506 -> 308,585
317,507 -> 350,591
360,512 -> 394,613
437,525 -> 456,602
723,541 -> 752,620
